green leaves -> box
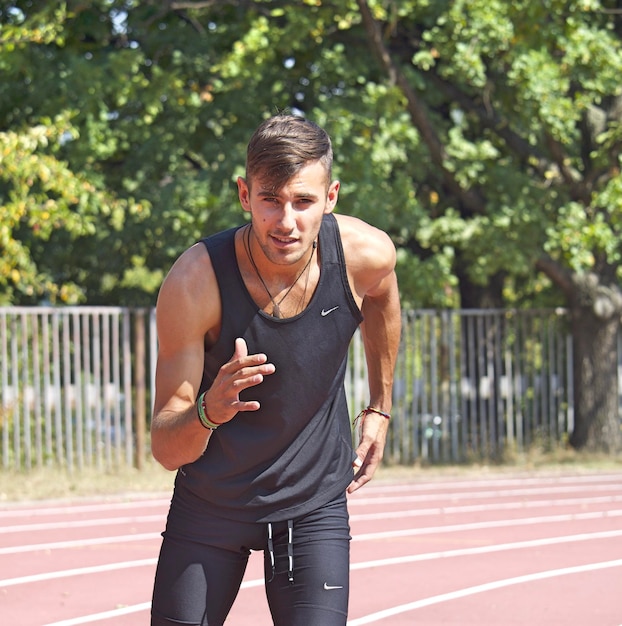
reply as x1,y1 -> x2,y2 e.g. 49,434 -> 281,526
0,112 -> 147,304
1,0 -> 622,311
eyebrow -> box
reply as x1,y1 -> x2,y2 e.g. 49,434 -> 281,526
256,189 -> 319,200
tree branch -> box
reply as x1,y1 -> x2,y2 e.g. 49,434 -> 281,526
170,1 -> 223,8
534,254 -> 574,297
425,71 -> 593,204
355,0 -> 486,215
427,73 -> 548,167
544,132 -> 591,203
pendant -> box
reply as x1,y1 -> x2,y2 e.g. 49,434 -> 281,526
272,303 -> 282,318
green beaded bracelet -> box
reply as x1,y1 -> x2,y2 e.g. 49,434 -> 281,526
197,392 -> 222,430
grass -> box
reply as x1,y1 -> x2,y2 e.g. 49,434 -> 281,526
379,445 -> 622,481
0,448 -> 620,503
0,458 -> 176,503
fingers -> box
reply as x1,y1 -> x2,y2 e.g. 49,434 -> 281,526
227,337 -> 272,374
227,338 -> 275,412
348,453 -> 374,493
204,338 -> 275,423
348,475 -> 366,494
233,336 -> 248,359
347,412 -> 388,493
348,454 -> 380,493
348,457 -> 365,493
224,338 -> 276,396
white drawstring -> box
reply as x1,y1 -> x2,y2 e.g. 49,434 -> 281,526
266,520 -> 295,584
267,522 -> 276,582
287,519 -> 294,584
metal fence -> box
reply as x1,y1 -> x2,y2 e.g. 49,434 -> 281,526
0,306 -> 594,471
0,307 -> 156,472
376,308 -> 576,464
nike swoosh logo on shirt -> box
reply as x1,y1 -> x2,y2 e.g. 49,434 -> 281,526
324,583 -> 344,590
321,306 -> 339,316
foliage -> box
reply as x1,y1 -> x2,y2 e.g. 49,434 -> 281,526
0,0 -> 621,312
382,0 -> 621,305
2,0 -> 622,453
0,3 -> 150,304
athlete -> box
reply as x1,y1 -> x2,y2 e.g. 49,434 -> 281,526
150,113 -> 401,625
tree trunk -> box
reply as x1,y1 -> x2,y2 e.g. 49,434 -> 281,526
456,263 -> 505,309
568,304 -> 622,452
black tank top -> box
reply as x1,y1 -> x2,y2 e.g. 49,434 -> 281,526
174,213 -> 363,523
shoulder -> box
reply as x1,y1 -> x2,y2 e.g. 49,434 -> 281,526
155,242 -> 220,348
158,242 -> 214,301
334,214 -> 396,298
334,214 -> 395,259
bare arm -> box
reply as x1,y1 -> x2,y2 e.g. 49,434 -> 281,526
348,269 -> 401,492
336,215 -> 401,493
151,243 -> 275,470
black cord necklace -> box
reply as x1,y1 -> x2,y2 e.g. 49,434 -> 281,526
244,224 -> 316,318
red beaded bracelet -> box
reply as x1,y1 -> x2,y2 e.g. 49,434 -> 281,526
352,405 -> 392,428
364,406 -> 391,419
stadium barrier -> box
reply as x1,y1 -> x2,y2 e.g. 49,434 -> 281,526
0,306 -> 611,470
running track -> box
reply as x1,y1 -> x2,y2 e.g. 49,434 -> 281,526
2,470 -> 622,625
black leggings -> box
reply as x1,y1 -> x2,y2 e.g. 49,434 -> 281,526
151,493 -> 351,626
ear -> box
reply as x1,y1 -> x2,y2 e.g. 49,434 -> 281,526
324,180 -> 340,214
237,176 -> 251,213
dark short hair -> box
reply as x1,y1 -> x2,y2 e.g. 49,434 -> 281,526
245,114 -> 333,192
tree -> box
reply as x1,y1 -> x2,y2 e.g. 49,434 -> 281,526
354,0 -> 622,452
0,2 -> 147,304
0,0 -> 454,305
1,0 -> 621,452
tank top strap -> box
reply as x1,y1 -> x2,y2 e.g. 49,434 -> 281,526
318,214 -> 361,323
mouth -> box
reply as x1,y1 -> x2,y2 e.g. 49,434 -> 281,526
270,234 -> 298,248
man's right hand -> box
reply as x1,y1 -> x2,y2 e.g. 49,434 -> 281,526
201,338 -> 276,425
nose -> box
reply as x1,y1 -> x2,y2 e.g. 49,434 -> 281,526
277,202 -> 296,231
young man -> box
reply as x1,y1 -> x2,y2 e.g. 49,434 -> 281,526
150,114 -> 401,626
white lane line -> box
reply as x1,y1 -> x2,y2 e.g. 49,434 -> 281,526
41,602 -> 152,626
346,558 -> 622,625
4,526 -> 621,590
356,472 -> 622,495
0,514 -> 164,535
0,498 -> 171,519
6,472 -> 622,515
34,529 -> 622,625
350,494 -> 622,522
5,474 -> 621,519
3,506 -> 621,557
0,532 -> 161,555
348,483 -> 622,506
0,559 -> 157,588
354,508 -> 622,541
2,493 -> 620,537
350,528 -> 622,570
4,472 -> 621,520
40,580 -> 265,626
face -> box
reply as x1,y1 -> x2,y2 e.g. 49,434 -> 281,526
237,160 -> 340,267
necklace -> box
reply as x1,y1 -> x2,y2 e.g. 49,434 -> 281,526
244,225 -> 316,318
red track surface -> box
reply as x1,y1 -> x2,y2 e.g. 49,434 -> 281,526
2,470 -> 622,625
